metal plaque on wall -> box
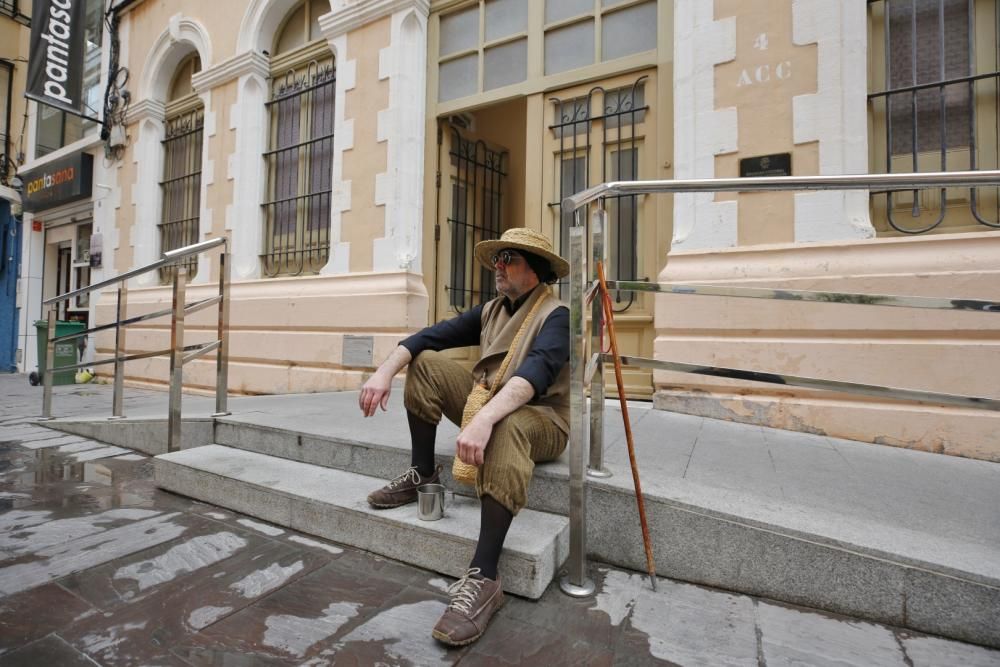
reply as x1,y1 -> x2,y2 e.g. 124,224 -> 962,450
343,335 -> 374,368
739,153 -> 792,178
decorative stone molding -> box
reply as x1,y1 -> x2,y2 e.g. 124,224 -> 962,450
372,7 -> 427,273
128,14 -> 215,285
194,90 -> 215,284
130,116 -> 165,287
672,0 -> 738,251
125,99 -> 165,126
192,51 -> 269,93
138,15 -> 213,101
792,0 -> 874,242
238,0 -> 301,54
320,0 -> 429,40
317,31 -> 356,275
226,71 -> 269,280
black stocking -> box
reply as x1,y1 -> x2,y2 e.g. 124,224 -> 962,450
469,494 -> 514,581
408,411 -> 437,478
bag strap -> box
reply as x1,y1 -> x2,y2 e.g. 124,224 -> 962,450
488,288 -> 550,398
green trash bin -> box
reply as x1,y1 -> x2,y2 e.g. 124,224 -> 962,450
34,320 -> 87,386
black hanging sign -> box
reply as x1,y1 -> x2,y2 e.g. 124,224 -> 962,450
26,0 -> 88,115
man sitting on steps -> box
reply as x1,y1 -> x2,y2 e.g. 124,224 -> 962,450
358,228 -> 570,646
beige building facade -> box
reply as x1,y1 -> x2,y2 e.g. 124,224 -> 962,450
15,0 -> 1000,461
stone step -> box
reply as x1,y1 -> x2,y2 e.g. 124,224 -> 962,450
65,403 -> 1000,647
153,444 -> 568,600
211,418 -> 570,516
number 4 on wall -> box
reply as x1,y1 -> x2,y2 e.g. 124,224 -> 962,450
753,33 -> 768,51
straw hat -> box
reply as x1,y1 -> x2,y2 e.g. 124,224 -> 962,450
474,228 -> 569,279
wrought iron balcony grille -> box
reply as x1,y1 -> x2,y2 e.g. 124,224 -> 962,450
867,0 -> 1000,233
445,126 -> 506,312
262,61 -> 335,277
159,108 -> 204,284
549,75 -> 648,310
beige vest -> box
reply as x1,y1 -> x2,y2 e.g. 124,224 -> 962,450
472,284 -> 570,434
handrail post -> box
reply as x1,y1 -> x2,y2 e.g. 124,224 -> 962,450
589,204 -> 610,478
560,214 -> 595,598
167,267 -> 187,453
213,250 -> 231,417
41,308 -> 55,419
111,283 -> 128,419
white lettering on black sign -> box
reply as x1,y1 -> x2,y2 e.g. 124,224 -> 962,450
27,0 -> 87,114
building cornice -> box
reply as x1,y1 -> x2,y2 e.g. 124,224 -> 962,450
321,0 -> 430,39
192,51 -> 270,92
125,99 -> 166,125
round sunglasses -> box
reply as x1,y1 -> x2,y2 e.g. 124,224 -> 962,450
490,249 -> 523,267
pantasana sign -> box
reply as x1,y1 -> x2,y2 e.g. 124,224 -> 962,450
26,0 -> 88,115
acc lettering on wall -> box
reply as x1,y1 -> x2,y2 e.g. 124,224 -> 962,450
736,33 -> 793,87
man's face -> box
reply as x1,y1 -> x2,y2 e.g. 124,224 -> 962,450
493,249 -> 539,300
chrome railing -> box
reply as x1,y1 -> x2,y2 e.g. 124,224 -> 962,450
40,237 -> 231,453
559,170 -> 1000,598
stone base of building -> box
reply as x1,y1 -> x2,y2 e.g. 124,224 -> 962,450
654,231 -> 1000,462
92,271 -> 428,395
653,387 -> 1000,462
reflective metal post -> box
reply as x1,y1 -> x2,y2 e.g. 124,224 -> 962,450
213,250 -> 231,417
560,215 -> 596,598
111,284 -> 128,419
167,268 -> 187,453
41,309 -> 56,419
589,205 -> 610,478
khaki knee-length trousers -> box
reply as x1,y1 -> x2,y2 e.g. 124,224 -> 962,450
403,350 -> 567,515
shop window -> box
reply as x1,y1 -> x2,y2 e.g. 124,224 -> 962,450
34,0 -> 104,158
262,0 -> 334,277
868,0 -> 1000,234
159,55 -> 204,284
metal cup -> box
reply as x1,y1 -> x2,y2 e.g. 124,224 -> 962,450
417,483 -> 446,521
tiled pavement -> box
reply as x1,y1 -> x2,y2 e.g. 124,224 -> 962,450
1,375 -> 999,666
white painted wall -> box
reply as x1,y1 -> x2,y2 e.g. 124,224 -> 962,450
792,0 -> 874,242
671,0 -> 738,251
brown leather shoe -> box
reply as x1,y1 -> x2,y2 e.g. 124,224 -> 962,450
367,465 -> 442,509
432,568 -> 504,646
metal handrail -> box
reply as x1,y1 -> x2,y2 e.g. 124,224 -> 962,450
39,237 -> 231,454
559,169 -> 1000,599
42,237 -> 225,308
562,170 -> 1000,210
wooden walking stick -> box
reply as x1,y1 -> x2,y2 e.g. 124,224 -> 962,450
596,261 -> 657,591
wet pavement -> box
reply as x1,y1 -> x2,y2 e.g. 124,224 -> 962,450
1,374 -> 999,666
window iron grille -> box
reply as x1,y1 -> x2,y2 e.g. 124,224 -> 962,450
262,61 -> 335,277
446,126 -> 507,311
158,108 -> 204,284
868,0 -> 1000,233
0,1 -> 16,18
549,75 -> 648,310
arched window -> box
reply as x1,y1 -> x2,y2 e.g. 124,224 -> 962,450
262,0 -> 334,277
159,54 -> 204,283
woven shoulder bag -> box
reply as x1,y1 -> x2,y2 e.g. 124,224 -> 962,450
452,290 -> 550,485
